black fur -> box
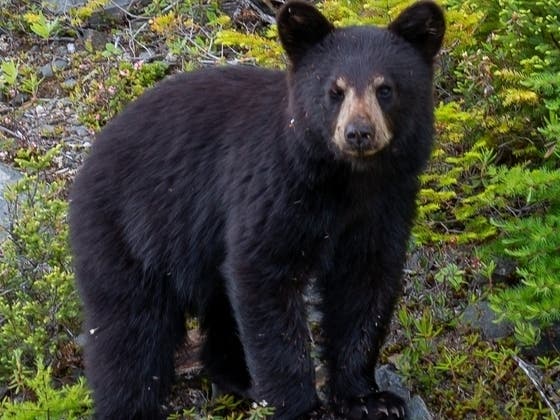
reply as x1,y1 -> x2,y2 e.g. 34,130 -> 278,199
69,1 -> 444,419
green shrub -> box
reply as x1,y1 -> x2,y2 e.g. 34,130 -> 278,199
445,0 -> 560,162
76,60 -> 169,129
482,168 -> 560,344
216,0 -> 424,66
1,358 -> 92,419
426,0 -> 560,343
0,147 -> 84,410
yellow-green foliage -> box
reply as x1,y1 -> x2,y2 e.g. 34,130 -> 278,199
217,27 -> 283,67
76,60 -> 168,129
23,11 -> 60,40
447,0 -> 560,158
0,59 -> 19,92
0,146 -> 92,417
394,327 -> 554,418
320,0 -> 411,26
1,358 -> 92,419
482,167 -> 560,342
69,0 -> 110,25
0,148 -> 80,381
415,101 -> 498,244
216,0 -> 422,66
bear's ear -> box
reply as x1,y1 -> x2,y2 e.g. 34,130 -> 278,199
277,1 -> 334,66
388,1 -> 445,63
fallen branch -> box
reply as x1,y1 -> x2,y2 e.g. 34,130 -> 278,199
0,125 -> 23,140
513,355 -> 559,420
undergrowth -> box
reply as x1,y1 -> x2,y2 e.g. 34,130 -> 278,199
0,147 -> 87,417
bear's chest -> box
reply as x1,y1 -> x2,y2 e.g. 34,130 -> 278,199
259,185 -> 373,270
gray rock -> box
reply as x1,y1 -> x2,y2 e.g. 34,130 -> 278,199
9,93 -> 29,106
35,104 -> 46,115
376,364 -> 409,399
81,29 -> 110,51
61,78 -> 77,89
492,257 -> 518,285
376,365 -> 433,420
53,59 -> 69,71
408,396 -> 433,420
55,45 -> 67,56
45,0 -> 151,21
0,164 -> 22,241
44,0 -> 83,13
76,332 -> 88,347
462,300 -> 512,340
40,63 -> 54,78
40,59 -> 69,79
73,125 -> 91,138
39,124 -> 56,136
138,51 -> 155,61
522,322 -> 560,358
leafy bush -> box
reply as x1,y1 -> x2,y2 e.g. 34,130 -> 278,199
429,0 -> 560,343
76,60 -> 169,129
1,359 -> 92,419
0,147 -> 85,413
483,168 -> 560,344
443,0 -> 559,161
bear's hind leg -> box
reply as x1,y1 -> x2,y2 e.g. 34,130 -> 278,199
199,285 -> 251,398
79,262 -> 186,419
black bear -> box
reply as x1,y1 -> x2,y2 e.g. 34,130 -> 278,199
69,1 -> 444,418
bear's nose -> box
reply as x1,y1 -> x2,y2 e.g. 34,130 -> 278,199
345,122 -> 375,148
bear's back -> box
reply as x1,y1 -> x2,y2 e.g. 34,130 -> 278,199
70,66 -> 289,272
88,65 -> 287,175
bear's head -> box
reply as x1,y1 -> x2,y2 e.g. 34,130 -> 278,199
277,1 -> 445,173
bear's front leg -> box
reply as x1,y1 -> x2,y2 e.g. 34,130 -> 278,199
222,252 -> 319,419
319,228 -> 407,419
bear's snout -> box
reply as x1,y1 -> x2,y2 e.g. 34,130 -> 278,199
332,82 -> 393,159
344,119 -> 376,152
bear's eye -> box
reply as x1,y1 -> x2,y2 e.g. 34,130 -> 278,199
329,85 -> 345,101
376,85 -> 393,100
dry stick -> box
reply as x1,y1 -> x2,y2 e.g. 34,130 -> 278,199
513,355 -> 559,420
0,125 -> 23,140
108,0 -> 150,20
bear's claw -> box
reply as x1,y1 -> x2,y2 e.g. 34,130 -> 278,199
343,391 -> 407,419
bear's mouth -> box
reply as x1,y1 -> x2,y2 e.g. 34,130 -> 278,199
338,142 -> 387,160
344,147 -> 379,158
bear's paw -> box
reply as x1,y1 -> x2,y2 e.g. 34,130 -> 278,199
342,391 -> 406,420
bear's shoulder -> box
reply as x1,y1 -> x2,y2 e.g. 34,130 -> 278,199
98,65 -> 289,150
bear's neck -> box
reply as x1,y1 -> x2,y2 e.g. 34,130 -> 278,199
279,122 -> 356,192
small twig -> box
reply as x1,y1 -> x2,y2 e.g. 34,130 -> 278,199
513,355 -> 559,420
131,54 -> 165,62
159,0 -> 182,15
50,36 -> 77,42
108,0 -> 150,20
178,27 -> 222,62
0,125 -> 24,140
130,21 -> 149,43
129,29 -> 152,57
